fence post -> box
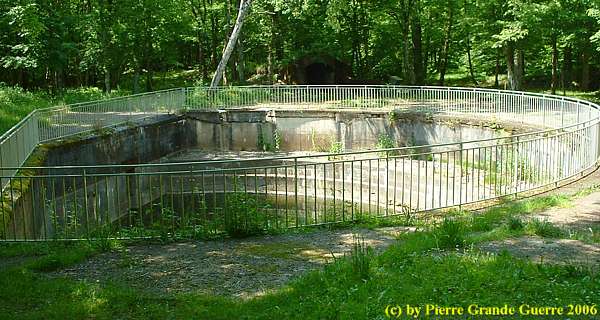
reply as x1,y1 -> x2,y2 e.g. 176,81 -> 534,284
180,87 -> 187,112
458,142 -> 463,211
294,157 -> 299,227
513,136 -> 519,199
597,122 -> 600,165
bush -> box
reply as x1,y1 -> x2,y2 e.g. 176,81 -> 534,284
349,234 -> 372,281
433,218 -> 468,249
222,192 -> 272,238
526,219 -> 563,238
328,141 -> 344,160
375,134 -> 399,157
508,216 -> 524,231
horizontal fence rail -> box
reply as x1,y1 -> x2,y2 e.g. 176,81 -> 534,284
0,86 -> 599,241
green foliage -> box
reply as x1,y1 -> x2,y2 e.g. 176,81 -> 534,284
432,217 -> 468,249
327,141 -> 344,160
0,85 -> 128,134
221,192 -> 274,238
387,111 -> 400,123
526,218 -> 564,238
0,190 -> 598,319
257,129 -> 280,152
1,0 -> 599,92
508,215 -> 525,231
375,133 -> 398,157
348,234 -> 372,281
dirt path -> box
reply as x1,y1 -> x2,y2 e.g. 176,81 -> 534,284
527,168 -> 600,230
532,192 -> 600,228
51,227 -> 412,298
480,237 -> 600,265
478,168 -> 600,264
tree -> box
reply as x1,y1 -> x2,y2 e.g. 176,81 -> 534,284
210,0 -> 253,87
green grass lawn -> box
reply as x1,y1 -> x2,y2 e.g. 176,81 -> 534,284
0,193 -> 598,320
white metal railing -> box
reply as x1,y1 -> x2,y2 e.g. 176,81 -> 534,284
0,86 -> 598,241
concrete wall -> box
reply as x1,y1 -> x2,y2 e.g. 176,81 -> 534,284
7,109 -> 534,239
185,109 -> 513,153
44,114 -> 191,170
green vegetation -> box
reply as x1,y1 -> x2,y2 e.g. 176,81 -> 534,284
257,128 -> 280,152
375,133 -> 399,157
0,191 -> 598,319
2,1 -> 600,94
348,234 -> 373,281
2,1 -> 600,315
327,140 -> 344,160
113,191 -> 281,240
0,85 -> 128,135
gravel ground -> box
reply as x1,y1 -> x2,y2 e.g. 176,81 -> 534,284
479,236 -> 600,265
51,227 -> 412,298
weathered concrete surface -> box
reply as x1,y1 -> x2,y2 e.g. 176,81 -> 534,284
44,114 -> 190,170
185,109 -> 518,153
6,109 -> 552,239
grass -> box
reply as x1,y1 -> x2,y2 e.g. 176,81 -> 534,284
0,85 -> 129,135
0,191 -> 598,319
1,77 -> 599,318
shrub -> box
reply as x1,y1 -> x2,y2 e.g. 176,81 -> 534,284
433,218 -> 468,249
349,234 -> 372,281
508,216 -> 524,231
222,192 -> 272,238
375,134 -> 399,157
526,219 -> 563,238
328,141 -> 344,160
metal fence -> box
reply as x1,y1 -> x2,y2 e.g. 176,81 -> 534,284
0,86 -> 598,241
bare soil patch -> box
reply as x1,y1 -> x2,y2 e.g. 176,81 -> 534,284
51,227 -> 411,298
479,236 -> 600,265
532,192 -> 600,229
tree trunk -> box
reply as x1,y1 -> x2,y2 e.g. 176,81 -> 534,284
411,0 -> 424,85
494,52 -> 500,88
581,48 -> 590,91
237,37 -> 245,84
145,70 -> 153,92
438,4 -> 454,86
397,0 -> 413,83
562,45 -> 572,93
505,44 -> 516,90
209,0 -> 219,69
551,36 -> 558,94
133,68 -> 141,94
267,27 -> 274,82
210,0 -> 253,88
516,49 -> 524,89
198,31 -> 207,82
104,68 -> 111,93
466,33 -> 478,86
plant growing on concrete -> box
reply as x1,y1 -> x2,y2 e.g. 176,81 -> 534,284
375,134 -> 399,157
258,129 -> 280,152
328,141 -> 344,160
222,192 -> 273,238
388,110 -> 400,123
310,128 -> 331,152
273,129 -> 281,151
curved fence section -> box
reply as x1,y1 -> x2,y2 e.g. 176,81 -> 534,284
0,86 -> 598,241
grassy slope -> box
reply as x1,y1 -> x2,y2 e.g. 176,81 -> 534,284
0,193 -> 598,320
